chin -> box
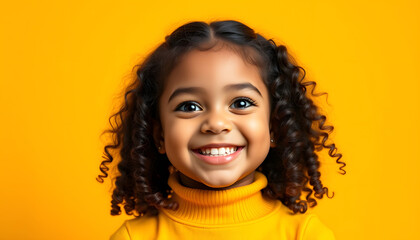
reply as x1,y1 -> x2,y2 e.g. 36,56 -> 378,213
203,180 -> 235,189
200,173 -> 240,189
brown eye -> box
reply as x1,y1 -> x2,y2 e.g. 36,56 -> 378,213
175,101 -> 203,112
230,97 -> 256,109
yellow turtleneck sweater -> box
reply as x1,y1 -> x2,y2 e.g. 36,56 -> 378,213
110,171 -> 335,240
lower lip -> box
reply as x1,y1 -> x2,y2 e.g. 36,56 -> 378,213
192,147 -> 244,165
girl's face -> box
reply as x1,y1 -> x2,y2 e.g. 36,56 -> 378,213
157,45 -> 272,189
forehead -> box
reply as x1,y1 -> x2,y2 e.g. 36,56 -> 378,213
163,46 -> 266,93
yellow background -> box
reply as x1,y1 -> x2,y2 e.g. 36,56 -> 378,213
1,0 -> 419,239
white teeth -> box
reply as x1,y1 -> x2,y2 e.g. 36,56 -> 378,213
199,147 -> 238,156
218,147 -> 226,155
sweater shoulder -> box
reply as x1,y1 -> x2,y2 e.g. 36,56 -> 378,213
299,214 -> 335,240
273,203 -> 334,240
109,213 -> 159,240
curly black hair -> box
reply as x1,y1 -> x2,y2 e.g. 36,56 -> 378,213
96,19 -> 346,217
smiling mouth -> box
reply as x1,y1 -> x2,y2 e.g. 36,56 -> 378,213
191,146 -> 244,165
196,146 -> 239,156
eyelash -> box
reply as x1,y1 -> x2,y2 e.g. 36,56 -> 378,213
230,97 -> 257,109
174,97 -> 257,112
175,101 -> 203,112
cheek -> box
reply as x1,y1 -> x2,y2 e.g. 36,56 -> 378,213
163,118 -> 196,160
241,114 -> 271,156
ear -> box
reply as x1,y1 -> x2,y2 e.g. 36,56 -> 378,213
153,121 -> 166,154
269,122 -> 276,148
270,131 -> 276,148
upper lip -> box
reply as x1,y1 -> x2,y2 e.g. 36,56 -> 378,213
193,143 -> 243,149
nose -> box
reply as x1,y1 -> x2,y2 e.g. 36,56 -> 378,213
200,109 -> 232,134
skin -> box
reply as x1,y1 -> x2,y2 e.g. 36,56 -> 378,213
156,43 -> 274,190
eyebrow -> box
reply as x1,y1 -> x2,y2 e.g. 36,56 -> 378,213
223,83 -> 262,97
167,82 -> 263,103
168,87 -> 206,103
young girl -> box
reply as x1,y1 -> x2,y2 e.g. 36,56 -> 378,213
97,20 -> 346,240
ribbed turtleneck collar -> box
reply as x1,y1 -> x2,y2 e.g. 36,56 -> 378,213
161,171 -> 279,226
